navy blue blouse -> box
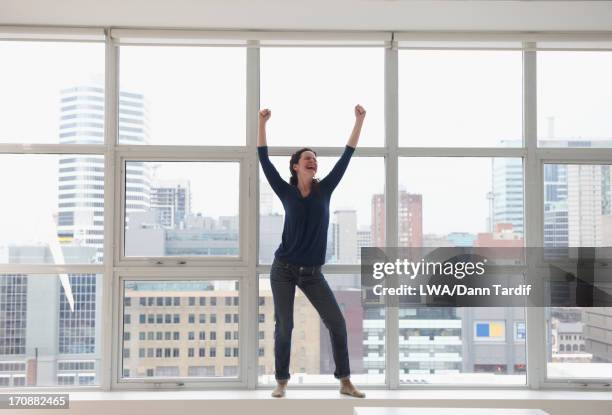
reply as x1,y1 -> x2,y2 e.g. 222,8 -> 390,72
258,145 -> 355,266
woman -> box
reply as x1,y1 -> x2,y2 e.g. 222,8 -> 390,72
257,105 -> 366,398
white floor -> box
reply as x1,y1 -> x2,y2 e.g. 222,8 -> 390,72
13,389 -> 611,415
354,408 -> 550,415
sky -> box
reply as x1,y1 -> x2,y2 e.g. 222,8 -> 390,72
1,41 -> 612,246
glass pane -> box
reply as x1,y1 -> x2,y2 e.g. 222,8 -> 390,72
397,157 -> 526,384
399,307 -> 525,385
260,47 -> 384,147
0,41 -> 105,144
259,156 -> 384,265
547,307 -> 612,379
399,158 -> 524,244
258,274 -> 385,385
119,46 -> 246,145
124,161 -> 239,258
399,50 -> 522,147
544,164 -> 611,248
0,274 -> 102,387
0,154 -> 104,264
122,280 -> 239,379
544,164 -> 612,379
538,52 -> 612,148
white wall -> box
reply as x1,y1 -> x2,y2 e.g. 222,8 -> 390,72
1,0 -> 612,31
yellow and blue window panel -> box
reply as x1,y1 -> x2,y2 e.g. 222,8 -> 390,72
476,322 -> 504,338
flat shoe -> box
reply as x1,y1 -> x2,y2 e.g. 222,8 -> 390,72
340,388 -> 366,398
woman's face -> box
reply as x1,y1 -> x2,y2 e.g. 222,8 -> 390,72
293,151 -> 318,179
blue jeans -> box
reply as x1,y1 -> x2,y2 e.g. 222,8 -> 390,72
270,258 -> 350,381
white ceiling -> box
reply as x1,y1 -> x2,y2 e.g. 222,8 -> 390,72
1,0 -> 612,31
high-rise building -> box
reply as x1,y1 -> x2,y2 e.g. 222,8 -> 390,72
259,214 -> 283,263
492,158 -> 524,237
544,164 -> 569,249
371,194 -> 385,247
398,307 -> 463,376
371,191 -> 423,248
461,308 -> 526,376
399,192 -> 423,247
474,223 -> 523,247
150,179 -> 191,229
583,309 -> 612,363
567,165 -> 604,247
57,86 -> 105,263
356,227 -> 371,262
446,232 -> 476,247
57,86 -> 150,262
540,139 -> 612,250
260,182 -> 274,216
118,280 -> 326,380
333,210 -> 357,263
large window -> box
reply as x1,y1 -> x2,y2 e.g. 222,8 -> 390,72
3,30 -> 612,391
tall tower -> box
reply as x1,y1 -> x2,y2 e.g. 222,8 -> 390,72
371,191 -> 423,248
333,209 -> 357,263
150,179 -> 191,229
568,164 -> 603,247
57,86 -> 105,262
57,86 -> 151,261
544,164 -> 568,249
492,158 -> 524,237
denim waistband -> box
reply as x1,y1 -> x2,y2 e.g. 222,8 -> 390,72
273,258 -> 321,274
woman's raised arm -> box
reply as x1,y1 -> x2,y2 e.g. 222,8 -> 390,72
347,104 -> 365,149
257,108 -> 289,198
257,109 -> 271,147
321,105 -> 366,192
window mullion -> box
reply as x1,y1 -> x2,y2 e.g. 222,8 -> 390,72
523,42 -> 546,390
246,41 -> 260,389
105,27 -> 119,392
385,43 -> 400,390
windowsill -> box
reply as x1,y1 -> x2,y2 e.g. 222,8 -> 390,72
65,389 -> 612,401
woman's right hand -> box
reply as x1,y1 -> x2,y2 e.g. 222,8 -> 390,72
259,108 -> 271,124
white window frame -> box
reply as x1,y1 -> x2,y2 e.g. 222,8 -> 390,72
112,270 -> 249,390
1,26 -> 612,393
114,153 -> 249,267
